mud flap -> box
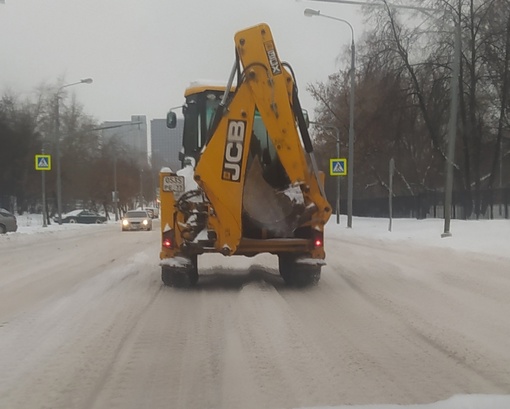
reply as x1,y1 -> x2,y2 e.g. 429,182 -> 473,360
161,256 -> 198,288
278,254 -> 321,287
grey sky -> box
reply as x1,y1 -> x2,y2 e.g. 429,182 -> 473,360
0,0 -> 366,123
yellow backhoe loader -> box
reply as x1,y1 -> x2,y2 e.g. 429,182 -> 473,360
160,23 -> 332,287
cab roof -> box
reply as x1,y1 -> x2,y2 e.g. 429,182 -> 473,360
184,80 -> 236,97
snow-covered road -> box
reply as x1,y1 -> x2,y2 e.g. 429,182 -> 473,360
0,219 -> 509,409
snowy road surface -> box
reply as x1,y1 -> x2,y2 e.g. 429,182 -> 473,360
0,218 -> 509,409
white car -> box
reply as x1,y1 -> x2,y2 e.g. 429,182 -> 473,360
0,208 -> 17,233
121,210 -> 152,231
144,207 -> 159,219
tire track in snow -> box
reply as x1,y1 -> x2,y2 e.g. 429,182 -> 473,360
219,281 -> 348,409
335,249 -> 510,393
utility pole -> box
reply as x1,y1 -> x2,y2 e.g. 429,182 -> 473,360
305,8 -> 356,227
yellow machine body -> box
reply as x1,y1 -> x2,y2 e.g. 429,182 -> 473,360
160,24 -> 331,287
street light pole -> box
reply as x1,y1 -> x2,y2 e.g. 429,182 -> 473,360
55,78 -> 93,225
304,8 -> 355,228
347,33 -> 355,228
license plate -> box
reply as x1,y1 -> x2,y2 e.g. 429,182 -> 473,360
163,176 -> 185,193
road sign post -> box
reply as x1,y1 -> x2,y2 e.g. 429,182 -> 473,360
330,158 -> 347,224
35,154 -> 52,227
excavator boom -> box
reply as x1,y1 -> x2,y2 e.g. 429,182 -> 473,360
196,23 -> 330,254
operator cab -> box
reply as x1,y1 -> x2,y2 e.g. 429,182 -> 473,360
167,84 -> 290,189
167,85 -> 227,167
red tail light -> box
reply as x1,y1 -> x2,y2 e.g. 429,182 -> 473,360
312,230 -> 324,248
162,230 -> 175,249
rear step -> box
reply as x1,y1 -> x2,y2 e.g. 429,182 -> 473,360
237,237 -> 311,254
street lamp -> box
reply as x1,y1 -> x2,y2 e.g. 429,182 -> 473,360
310,121 -> 342,225
304,8 -> 356,228
303,0 -> 461,236
55,78 -> 93,225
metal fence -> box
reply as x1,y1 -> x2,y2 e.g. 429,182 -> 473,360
327,188 -> 510,220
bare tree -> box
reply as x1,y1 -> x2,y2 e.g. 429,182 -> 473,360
309,0 -> 509,218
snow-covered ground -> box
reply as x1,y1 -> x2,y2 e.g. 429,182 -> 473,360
1,214 -> 509,409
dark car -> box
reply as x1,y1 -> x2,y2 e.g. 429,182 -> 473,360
0,208 -> 17,233
55,210 -> 107,224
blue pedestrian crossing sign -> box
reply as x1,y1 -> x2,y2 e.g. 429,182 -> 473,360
35,154 -> 51,171
330,158 -> 347,176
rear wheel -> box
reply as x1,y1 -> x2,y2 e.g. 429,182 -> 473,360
278,255 -> 321,287
0,225 -> 6,234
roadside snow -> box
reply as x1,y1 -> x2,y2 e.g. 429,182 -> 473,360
3,213 -> 116,236
304,394 -> 510,409
328,216 -> 509,259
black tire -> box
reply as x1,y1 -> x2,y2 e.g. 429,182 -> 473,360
278,255 -> 321,288
161,267 -> 176,286
0,224 -> 6,234
95,219 -> 103,224
69,218 -> 77,224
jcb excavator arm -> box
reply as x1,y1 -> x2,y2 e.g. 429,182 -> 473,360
194,23 -> 331,255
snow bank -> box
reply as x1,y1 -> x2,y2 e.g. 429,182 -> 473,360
328,216 -> 510,259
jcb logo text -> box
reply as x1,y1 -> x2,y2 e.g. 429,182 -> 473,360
264,41 -> 282,75
222,120 -> 246,182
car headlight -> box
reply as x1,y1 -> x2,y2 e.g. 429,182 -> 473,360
143,219 -> 148,225
122,219 -> 129,226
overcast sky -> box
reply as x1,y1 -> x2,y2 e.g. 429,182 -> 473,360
0,0 -> 367,124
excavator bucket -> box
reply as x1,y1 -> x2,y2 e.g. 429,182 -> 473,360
242,157 -> 305,238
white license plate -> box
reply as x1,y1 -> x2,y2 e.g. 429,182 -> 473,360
163,176 -> 185,193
